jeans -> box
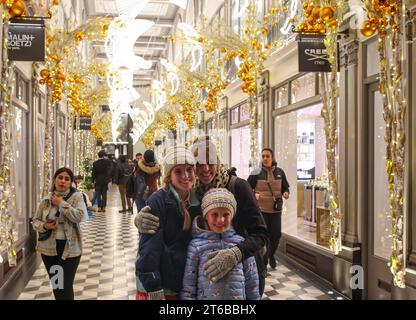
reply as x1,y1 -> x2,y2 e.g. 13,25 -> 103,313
134,197 -> 145,214
41,240 -> 81,300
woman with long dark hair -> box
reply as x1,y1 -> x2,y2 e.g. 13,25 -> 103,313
32,167 -> 86,300
247,148 -> 290,270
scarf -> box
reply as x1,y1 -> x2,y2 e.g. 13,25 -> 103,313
194,165 -> 231,200
54,189 -> 71,198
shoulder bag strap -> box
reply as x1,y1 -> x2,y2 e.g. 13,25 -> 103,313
266,182 -> 276,201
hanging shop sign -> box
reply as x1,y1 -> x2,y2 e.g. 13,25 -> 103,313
8,19 -> 45,62
96,139 -> 103,147
73,116 -> 92,130
298,35 -> 338,72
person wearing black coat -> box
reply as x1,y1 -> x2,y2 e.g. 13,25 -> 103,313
92,150 -> 113,212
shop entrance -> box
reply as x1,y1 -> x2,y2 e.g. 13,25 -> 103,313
366,82 -> 392,299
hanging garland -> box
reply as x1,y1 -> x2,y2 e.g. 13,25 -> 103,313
360,0 -> 407,288
321,0 -> 345,255
38,5 -> 109,194
0,0 -> 30,265
296,0 -> 345,255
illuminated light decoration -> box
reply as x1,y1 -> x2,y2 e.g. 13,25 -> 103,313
161,59 -> 180,95
105,18 -> 154,70
152,80 -> 166,111
190,46 -> 203,72
111,115 -> 124,141
108,70 -> 140,105
280,0 -> 298,34
177,23 -> 203,71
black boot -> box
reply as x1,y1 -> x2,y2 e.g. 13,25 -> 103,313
269,255 -> 277,269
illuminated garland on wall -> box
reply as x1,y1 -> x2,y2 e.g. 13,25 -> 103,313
296,0 -> 345,255
321,1 -> 344,256
361,0 -> 408,288
0,11 -> 16,265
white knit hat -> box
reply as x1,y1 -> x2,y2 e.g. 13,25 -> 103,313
201,188 -> 237,218
162,145 -> 196,176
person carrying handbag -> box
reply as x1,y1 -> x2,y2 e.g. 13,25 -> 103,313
247,148 -> 290,270
31,167 -> 87,300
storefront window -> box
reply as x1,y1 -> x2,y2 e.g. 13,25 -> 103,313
240,103 -> 250,121
10,105 -> 28,244
373,91 -> 390,259
366,42 -> 380,77
274,84 -> 289,109
290,73 -> 316,104
231,107 -> 239,124
274,103 -> 328,246
231,125 -> 251,179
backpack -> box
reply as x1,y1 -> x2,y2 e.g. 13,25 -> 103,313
134,171 -> 147,200
122,166 -> 131,177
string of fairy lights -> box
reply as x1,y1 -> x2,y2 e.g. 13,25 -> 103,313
0,14 -> 17,265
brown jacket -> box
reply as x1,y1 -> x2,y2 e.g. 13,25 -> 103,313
137,160 -> 161,195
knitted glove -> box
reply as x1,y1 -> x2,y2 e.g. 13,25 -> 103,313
148,289 -> 165,300
134,206 -> 159,234
204,246 -> 242,283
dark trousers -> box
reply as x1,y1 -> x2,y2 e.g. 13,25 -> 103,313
95,183 -> 108,208
118,184 -> 132,210
41,240 -> 81,300
262,212 -> 282,265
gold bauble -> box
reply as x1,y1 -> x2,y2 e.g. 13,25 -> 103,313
360,26 -> 375,37
75,31 -> 84,41
320,7 -> 334,22
40,69 -> 50,78
306,4 -> 313,17
312,7 -> 321,19
9,0 -> 26,18
327,19 -> 338,30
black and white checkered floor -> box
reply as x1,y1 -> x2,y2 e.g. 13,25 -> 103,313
18,189 -> 345,300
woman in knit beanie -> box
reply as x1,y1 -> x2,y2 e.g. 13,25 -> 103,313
135,145 -> 202,300
181,188 -> 260,300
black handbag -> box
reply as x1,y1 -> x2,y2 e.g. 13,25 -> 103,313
38,189 -> 75,241
266,182 -> 280,212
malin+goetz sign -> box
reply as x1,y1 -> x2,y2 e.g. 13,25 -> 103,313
8,19 -> 45,62
298,35 -> 337,72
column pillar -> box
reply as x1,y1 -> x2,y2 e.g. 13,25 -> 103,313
333,34 -> 362,299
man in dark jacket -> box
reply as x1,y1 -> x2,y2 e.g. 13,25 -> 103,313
135,137 -> 268,296
92,150 -> 113,212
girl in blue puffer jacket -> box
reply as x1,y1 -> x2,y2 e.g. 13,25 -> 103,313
181,188 -> 260,300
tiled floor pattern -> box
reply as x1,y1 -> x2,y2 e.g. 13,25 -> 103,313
18,189 -> 344,300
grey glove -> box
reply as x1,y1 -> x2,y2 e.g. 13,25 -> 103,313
204,246 -> 242,283
134,205 -> 159,234
148,289 -> 165,300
